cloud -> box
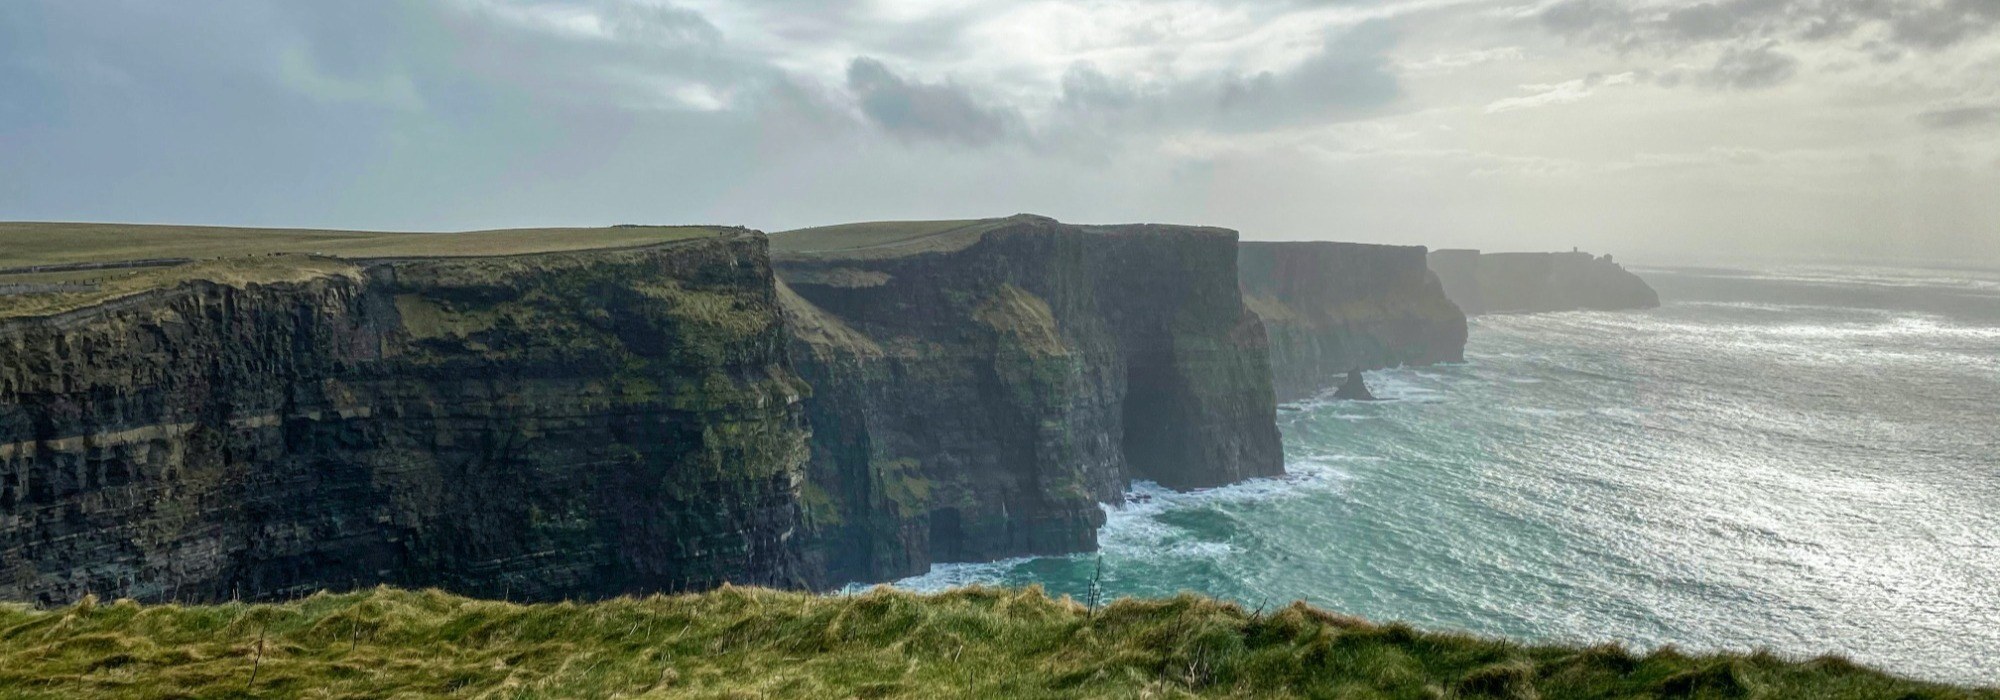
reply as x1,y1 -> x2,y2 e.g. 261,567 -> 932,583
1917,104 -> 2000,130
3,0 -> 1997,263
1485,72 -> 1639,113
1402,47 -> 1526,74
1537,0 -> 2000,52
1053,22 -> 1404,134
1706,43 -> 1799,89
1888,0 -> 2000,50
846,57 -> 1023,145
1214,23 -> 1403,130
432,0 -> 782,113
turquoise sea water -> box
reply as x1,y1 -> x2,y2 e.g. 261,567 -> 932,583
889,263 -> 2000,686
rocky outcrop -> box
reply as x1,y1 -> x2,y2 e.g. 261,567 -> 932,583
0,232 -> 813,604
1426,249 -> 1658,315
1332,370 -> 1376,401
1237,242 -> 1466,402
774,215 -> 1284,587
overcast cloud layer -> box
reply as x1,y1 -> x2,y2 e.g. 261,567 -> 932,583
4,0 -> 1997,263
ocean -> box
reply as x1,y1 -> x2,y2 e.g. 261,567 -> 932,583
884,262 -> 2000,686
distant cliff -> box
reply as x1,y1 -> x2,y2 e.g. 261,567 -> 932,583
1426,249 -> 1658,315
773,215 -> 1284,587
0,230 -> 814,605
1237,242 -> 1466,402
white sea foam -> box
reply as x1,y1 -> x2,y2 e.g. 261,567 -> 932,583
1097,460 -> 1357,560
873,556 -> 1036,593
878,460 -> 1360,591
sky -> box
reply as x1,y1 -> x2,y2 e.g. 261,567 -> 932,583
3,0 -> 1998,264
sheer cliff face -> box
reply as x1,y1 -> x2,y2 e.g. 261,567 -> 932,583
0,219 -> 1291,601
774,218 -> 1284,586
0,234 -> 811,604
1237,243 -> 1467,402
1427,249 -> 1659,315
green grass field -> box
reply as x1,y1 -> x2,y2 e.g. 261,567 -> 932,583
0,222 -> 725,270
0,222 -> 729,319
0,586 -> 1982,699
770,216 -> 1032,258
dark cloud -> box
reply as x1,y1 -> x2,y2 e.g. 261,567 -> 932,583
846,58 -> 1023,145
1888,0 -> 2000,49
1663,0 -> 1791,43
1539,0 -> 2000,52
1539,0 -> 1631,38
1055,22 -> 1402,133
1706,43 -> 1800,88
1215,22 -> 1402,129
1916,104 -> 2000,130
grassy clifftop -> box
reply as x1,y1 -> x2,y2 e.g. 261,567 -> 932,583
0,222 -> 725,268
0,587 -> 1982,700
769,215 -> 1043,259
0,222 -> 733,319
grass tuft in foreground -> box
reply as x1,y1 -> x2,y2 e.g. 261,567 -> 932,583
0,586 -> 1986,699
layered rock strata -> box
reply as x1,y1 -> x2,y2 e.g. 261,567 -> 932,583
0,232 -> 812,604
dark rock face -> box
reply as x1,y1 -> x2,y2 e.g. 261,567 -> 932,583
776,219 -> 1285,587
1332,370 -> 1377,401
0,234 -> 813,605
1426,249 -> 1658,315
0,219 -> 1291,602
1237,242 -> 1467,402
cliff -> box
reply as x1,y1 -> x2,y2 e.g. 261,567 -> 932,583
772,215 -> 1284,587
0,218 -> 1289,601
0,227 -> 814,604
1237,242 -> 1466,402
1426,249 -> 1658,315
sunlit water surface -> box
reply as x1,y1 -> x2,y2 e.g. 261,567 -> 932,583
884,263 -> 2000,685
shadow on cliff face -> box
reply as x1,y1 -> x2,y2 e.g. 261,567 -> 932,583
773,215 -> 1283,589
1237,241 -> 1468,403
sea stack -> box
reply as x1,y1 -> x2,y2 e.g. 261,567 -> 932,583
1333,370 -> 1377,401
